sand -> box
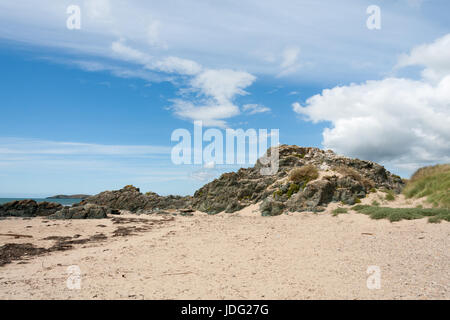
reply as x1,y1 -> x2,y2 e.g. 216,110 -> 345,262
0,204 -> 449,300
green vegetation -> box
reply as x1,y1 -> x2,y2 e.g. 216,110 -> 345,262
371,200 -> 380,206
402,164 -> 450,208
289,165 -> 319,183
351,205 -> 450,223
384,190 -> 396,201
273,189 -> 283,199
293,153 -> 305,159
286,183 -> 300,198
332,207 -> 348,216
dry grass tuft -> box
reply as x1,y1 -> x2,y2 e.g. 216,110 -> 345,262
289,165 -> 319,183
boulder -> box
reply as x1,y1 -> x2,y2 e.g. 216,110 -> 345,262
260,198 -> 285,216
35,201 -> 64,216
49,204 -> 108,219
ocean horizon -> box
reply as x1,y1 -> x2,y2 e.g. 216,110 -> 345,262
0,198 -> 83,206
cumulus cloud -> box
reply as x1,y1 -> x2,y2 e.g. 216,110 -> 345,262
397,33 -> 450,83
293,34 -> 450,174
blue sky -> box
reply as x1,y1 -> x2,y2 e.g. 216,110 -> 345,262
0,0 -> 449,197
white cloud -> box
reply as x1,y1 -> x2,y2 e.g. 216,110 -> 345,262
242,104 -> 271,115
397,33 -> 450,83
0,138 -> 171,156
190,69 -> 255,104
154,56 -> 202,76
111,39 -> 201,77
171,99 -> 239,127
171,69 -> 256,126
0,0 -> 441,83
147,20 -> 167,49
279,46 -> 301,76
111,39 -> 152,65
84,0 -> 111,20
49,58 -> 168,83
110,40 -> 256,126
293,60 -> 450,174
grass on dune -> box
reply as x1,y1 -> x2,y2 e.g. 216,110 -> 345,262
332,207 -> 348,216
402,164 -> 450,209
351,205 -> 450,223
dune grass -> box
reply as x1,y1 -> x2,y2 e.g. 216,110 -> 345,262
402,164 -> 450,208
351,205 -> 450,223
332,207 -> 348,216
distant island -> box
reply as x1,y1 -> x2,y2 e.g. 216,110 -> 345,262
46,194 -> 91,199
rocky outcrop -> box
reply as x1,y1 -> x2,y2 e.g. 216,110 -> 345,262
49,204 -> 108,219
191,169 -> 276,214
79,145 -> 405,216
0,200 -> 63,217
191,145 -> 404,215
81,185 -> 192,213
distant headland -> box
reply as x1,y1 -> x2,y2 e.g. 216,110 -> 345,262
46,194 -> 91,199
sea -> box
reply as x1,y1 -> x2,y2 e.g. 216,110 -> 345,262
0,198 -> 83,206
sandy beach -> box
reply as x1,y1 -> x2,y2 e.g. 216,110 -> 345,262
0,203 -> 448,300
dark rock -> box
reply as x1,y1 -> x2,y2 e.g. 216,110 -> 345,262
82,185 -> 191,212
108,209 -> 121,215
0,200 -> 63,217
225,200 -> 245,213
260,198 -> 285,216
49,204 -> 108,220
35,202 -> 64,216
